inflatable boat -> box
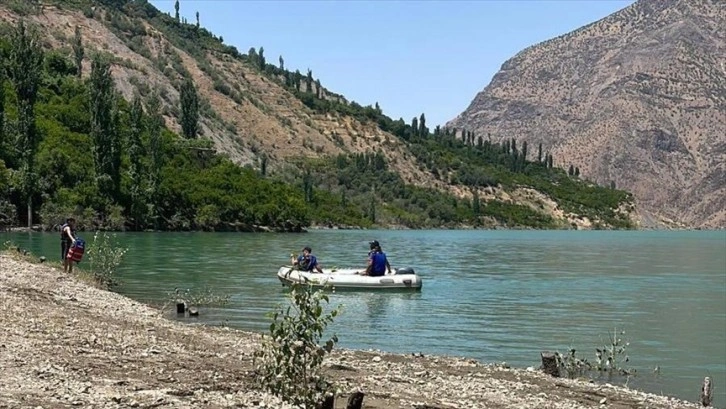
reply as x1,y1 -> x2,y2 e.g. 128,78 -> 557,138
277,266 -> 423,291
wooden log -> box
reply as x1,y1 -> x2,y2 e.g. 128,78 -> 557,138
346,391 -> 365,409
701,376 -> 713,407
541,351 -> 560,378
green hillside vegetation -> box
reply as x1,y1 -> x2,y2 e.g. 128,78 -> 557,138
0,0 -> 635,231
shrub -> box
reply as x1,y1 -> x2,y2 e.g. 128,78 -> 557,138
254,283 -> 342,407
87,231 -> 127,288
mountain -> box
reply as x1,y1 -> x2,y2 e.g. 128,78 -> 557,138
0,0 -> 637,231
447,0 -> 726,228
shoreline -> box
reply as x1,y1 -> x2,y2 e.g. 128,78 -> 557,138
0,252 -> 709,408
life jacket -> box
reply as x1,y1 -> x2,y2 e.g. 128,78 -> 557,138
60,223 -> 75,245
67,238 -> 85,262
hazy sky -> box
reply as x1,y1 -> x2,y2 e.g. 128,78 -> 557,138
149,0 -> 634,127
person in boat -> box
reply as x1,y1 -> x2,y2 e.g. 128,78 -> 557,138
364,240 -> 392,277
60,217 -> 77,274
291,246 -> 324,273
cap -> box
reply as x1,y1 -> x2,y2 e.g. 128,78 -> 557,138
369,240 -> 380,249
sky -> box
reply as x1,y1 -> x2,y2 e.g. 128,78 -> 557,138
149,0 -> 635,127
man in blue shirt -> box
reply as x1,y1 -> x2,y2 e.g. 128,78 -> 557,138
365,240 -> 392,277
291,246 -> 324,273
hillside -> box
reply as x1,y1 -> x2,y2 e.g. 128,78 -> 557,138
0,0 -> 636,231
447,0 -> 726,229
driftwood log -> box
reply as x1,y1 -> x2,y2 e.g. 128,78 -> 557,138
541,351 -> 560,377
700,376 -> 713,407
346,391 -> 365,409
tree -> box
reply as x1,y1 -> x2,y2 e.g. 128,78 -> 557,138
258,46 -> 265,70
0,53 -> 5,159
179,77 -> 199,139
89,55 -> 121,200
411,116 -> 418,137
537,143 -> 543,163
195,11 -> 200,29
128,94 -> 146,229
72,26 -> 84,78
8,21 -> 44,228
174,0 -> 180,22
146,89 -> 163,228
472,188 -> 480,216
306,69 -> 313,92
278,55 -> 284,71
419,113 -> 427,137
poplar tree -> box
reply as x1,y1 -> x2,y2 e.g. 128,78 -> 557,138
128,94 -> 145,228
146,89 -> 163,228
0,56 -> 5,157
8,21 -> 43,228
72,26 -> 84,78
89,56 -> 121,199
195,11 -> 200,29
419,113 -> 427,137
180,77 -> 199,139
174,0 -> 180,22
279,55 -> 284,70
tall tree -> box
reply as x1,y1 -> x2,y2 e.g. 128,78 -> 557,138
128,94 -> 146,229
278,55 -> 284,70
537,143 -> 543,163
419,113 -> 427,137
146,89 -> 163,229
0,52 -> 5,158
8,21 -> 43,228
306,69 -> 313,92
89,56 -> 120,200
179,77 -> 199,139
258,46 -> 266,70
72,26 -> 84,78
411,116 -> 418,137
174,0 -> 180,22
195,11 -> 200,29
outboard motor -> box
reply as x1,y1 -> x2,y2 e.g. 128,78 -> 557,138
394,267 -> 415,275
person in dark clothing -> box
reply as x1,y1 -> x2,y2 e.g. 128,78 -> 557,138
365,240 -> 392,277
60,217 -> 77,274
291,246 -> 324,273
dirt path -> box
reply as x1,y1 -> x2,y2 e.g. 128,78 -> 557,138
0,253 -> 706,409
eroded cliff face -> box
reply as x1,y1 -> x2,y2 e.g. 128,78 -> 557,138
448,0 -> 726,228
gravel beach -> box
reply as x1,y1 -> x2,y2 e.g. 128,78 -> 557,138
0,253 -> 707,409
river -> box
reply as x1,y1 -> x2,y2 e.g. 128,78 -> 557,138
3,229 -> 725,407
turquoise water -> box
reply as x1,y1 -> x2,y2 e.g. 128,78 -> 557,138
3,229 -> 725,406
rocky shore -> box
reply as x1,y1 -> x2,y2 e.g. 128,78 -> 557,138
0,253 -> 707,409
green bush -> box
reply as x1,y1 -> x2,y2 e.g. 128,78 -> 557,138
254,283 -> 342,407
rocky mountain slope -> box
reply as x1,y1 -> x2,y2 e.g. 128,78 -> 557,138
447,0 -> 725,228
0,0 -> 639,229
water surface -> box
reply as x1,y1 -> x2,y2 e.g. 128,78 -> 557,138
4,229 -> 725,406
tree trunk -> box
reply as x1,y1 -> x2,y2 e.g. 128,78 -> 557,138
701,376 -> 713,407
540,351 -> 560,377
26,199 -> 32,229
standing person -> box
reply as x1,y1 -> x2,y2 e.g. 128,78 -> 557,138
60,217 -> 77,274
365,240 -> 392,277
291,246 -> 324,273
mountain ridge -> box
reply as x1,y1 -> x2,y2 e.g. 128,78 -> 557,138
447,0 -> 725,228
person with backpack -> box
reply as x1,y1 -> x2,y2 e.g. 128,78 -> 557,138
291,246 -> 324,273
364,240 -> 392,277
60,217 -> 77,274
